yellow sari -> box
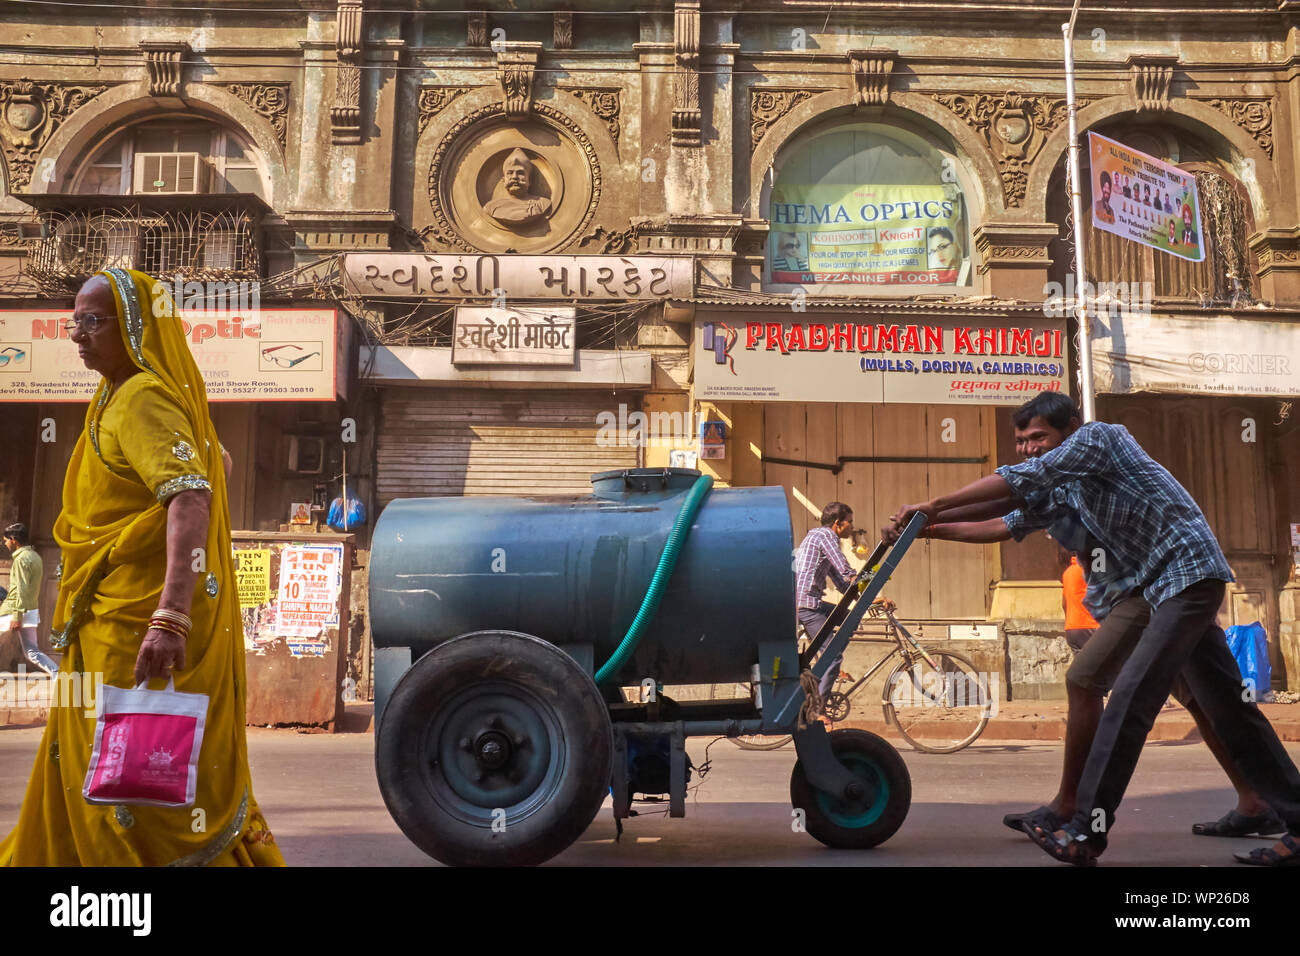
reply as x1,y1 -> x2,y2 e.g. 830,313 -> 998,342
0,268 -> 283,866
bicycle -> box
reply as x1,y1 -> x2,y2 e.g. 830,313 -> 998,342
729,601 -> 992,754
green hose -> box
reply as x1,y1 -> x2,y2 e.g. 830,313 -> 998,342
594,474 -> 714,685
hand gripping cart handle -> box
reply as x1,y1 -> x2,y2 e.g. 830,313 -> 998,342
796,510 -> 929,700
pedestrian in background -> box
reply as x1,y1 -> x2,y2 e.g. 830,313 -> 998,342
1,523 -> 56,676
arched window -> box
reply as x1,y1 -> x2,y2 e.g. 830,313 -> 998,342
1048,122 -> 1257,305
763,120 -> 975,293
69,118 -> 269,200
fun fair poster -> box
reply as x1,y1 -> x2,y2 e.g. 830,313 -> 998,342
1088,131 -> 1204,262
768,184 -> 968,285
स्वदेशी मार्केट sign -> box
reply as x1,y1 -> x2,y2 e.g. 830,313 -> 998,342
451,306 -> 577,365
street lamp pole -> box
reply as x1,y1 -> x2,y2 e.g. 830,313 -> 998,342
1063,0 -> 1096,422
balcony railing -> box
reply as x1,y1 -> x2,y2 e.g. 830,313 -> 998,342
16,193 -> 269,295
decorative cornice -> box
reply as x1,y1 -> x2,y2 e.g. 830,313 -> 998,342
1248,226 -> 1300,274
750,88 -> 818,154
973,221 -> 1057,273
848,49 -> 896,107
566,87 -> 620,152
497,42 -> 542,120
0,79 -> 109,190
140,41 -> 189,98
933,91 -> 1090,207
226,83 -> 289,150
1127,53 -> 1179,113
417,87 -> 468,136
671,1 -> 701,147
1204,97 -> 1274,159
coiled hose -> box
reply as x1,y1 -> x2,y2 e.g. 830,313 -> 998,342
594,474 -> 714,686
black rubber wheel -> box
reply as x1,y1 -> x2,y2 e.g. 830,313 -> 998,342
789,728 -> 911,849
375,630 -> 613,867
823,691 -> 852,722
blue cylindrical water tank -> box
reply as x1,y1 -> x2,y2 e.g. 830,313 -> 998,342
369,468 -> 795,685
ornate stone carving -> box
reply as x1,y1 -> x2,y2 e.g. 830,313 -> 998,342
1205,98 -> 1274,159
933,90 -> 1090,207
750,88 -> 815,153
554,11 -> 574,49
331,0 -> 364,145
672,2 -> 701,147
1247,227 -> 1300,275
972,221 -> 1057,274
1127,54 -> 1178,113
468,9 -> 488,47
848,49 -> 896,107
0,79 -> 108,190
497,42 -> 542,120
578,224 -> 637,254
566,88 -> 620,151
140,41 -> 189,97
226,84 -> 289,150
425,102 -> 600,254
418,87 -> 467,136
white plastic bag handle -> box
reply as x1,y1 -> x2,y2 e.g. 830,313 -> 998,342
133,676 -> 177,693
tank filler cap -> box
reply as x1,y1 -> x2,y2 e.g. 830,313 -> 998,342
589,467 -> 703,500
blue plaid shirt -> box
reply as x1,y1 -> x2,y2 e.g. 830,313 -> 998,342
794,525 -> 854,611
999,422 -> 1233,610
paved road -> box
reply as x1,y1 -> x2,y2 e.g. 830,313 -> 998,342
1,724 -> 1294,866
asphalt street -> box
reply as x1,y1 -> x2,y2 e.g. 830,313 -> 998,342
2,723 -> 1295,867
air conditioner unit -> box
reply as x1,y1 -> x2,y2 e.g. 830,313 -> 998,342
134,152 -> 208,195
286,436 -> 326,475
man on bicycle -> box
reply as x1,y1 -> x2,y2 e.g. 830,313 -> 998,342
794,502 -> 857,700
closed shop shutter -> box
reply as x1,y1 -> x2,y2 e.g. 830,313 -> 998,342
377,388 -> 639,505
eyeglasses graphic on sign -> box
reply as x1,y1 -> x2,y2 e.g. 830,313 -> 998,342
0,346 -> 26,366
261,344 -> 322,369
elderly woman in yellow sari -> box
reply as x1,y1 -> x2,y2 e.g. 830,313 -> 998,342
0,268 -> 283,866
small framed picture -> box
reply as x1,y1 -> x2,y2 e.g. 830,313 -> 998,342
289,502 -> 313,526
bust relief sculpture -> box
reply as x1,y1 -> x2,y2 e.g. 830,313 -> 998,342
483,148 -> 553,226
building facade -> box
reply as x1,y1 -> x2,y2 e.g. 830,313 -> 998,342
1,0 -> 1297,697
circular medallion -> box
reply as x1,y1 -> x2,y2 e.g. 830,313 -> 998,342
428,104 -> 600,254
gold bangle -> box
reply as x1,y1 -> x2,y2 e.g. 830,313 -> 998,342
147,620 -> 188,640
152,608 -> 193,629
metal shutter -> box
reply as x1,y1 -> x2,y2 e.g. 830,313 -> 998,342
377,388 -> 640,505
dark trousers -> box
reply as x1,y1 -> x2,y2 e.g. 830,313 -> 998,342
1070,579 -> 1300,844
798,602 -> 841,698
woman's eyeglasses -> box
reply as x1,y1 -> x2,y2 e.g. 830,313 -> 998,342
0,346 -> 26,367
62,315 -> 114,334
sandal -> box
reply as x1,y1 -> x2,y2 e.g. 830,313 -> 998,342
1025,820 -> 1101,867
1003,805 -> 1061,835
1234,832 -> 1300,867
1192,808 -> 1285,838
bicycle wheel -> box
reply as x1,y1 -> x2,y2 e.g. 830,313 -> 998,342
881,651 -> 991,754
727,735 -> 794,751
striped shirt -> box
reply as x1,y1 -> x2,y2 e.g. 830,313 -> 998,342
794,525 -> 854,610
999,421 -> 1233,610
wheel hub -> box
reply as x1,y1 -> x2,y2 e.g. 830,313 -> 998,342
474,730 -> 513,770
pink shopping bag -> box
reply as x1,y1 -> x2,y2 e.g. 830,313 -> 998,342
83,678 -> 209,808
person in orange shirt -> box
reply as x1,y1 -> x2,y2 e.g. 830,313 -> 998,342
1060,545 -> 1099,653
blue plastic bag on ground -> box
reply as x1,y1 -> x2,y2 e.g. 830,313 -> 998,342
1225,621 -> 1271,700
